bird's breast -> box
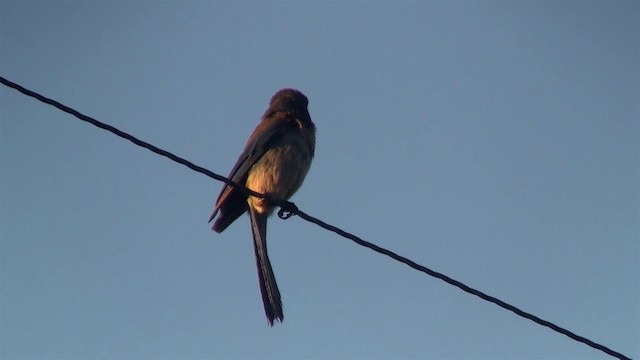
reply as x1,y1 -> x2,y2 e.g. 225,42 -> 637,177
246,128 -> 314,214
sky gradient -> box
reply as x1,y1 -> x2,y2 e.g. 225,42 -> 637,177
2,2 -> 638,359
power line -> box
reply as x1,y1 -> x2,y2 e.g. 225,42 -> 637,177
1,76 -> 631,360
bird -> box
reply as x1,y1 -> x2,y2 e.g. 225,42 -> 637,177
209,88 -> 316,326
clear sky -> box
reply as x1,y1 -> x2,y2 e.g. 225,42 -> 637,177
1,1 -> 638,359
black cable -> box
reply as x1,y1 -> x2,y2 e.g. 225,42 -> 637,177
294,207 -> 632,360
1,75 -> 631,360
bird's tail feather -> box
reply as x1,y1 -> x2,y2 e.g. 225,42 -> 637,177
249,208 -> 283,325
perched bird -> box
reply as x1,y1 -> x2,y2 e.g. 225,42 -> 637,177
209,89 -> 316,326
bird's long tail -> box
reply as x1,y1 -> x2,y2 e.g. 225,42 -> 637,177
249,208 -> 283,325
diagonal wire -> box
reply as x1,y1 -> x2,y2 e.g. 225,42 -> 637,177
0,76 -> 266,201
293,207 -> 633,360
0,76 -> 632,360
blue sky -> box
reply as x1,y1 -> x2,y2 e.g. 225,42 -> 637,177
1,1 -> 638,359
